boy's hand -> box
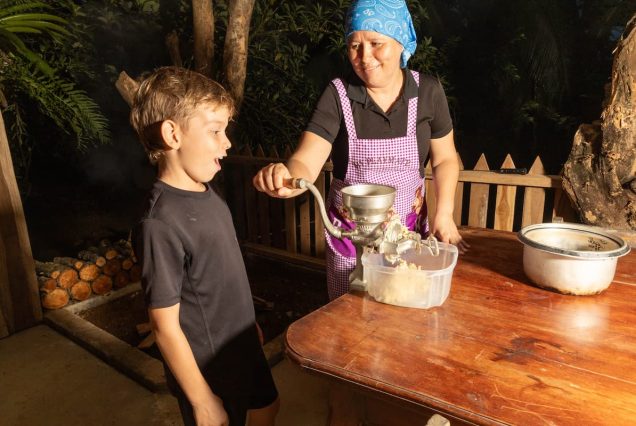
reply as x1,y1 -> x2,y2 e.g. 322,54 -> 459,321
253,163 -> 294,198
192,393 -> 228,426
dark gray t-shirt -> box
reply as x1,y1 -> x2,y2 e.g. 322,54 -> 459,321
133,181 -> 255,371
305,70 -> 453,179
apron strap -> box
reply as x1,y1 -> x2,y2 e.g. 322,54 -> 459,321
331,79 -> 358,140
407,70 -> 419,137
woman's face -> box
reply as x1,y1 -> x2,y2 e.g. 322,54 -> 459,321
347,31 -> 403,89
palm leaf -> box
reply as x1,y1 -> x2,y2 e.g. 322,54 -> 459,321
0,30 -> 54,75
0,2 -> 50,19
4,59 -> 109,148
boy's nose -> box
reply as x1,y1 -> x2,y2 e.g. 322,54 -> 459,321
224,135 -> 232,150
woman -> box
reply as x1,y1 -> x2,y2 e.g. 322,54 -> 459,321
253,0 -> 467,301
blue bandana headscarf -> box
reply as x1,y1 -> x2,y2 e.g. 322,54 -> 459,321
345,0 -> 417,68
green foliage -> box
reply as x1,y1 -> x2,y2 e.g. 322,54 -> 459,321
422,0 -> 633,172
0,0 -> 109,184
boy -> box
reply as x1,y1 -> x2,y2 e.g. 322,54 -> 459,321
130,66 -> 279,426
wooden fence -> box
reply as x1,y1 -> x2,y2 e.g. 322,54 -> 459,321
223,146 -> 578,267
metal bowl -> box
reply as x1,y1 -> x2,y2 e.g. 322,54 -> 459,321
341,184 -> 395,224
517,223 -> 630,295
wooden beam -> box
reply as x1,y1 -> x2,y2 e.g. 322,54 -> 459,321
427,169 -> 561,189
0,110 -> 42,333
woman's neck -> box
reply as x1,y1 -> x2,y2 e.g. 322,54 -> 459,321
365,69 -> 405,113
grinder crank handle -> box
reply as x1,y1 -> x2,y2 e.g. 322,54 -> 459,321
283,177 -> 307,190
282,177 -> 354,239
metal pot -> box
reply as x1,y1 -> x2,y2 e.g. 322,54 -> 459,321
517,223 -> 630,295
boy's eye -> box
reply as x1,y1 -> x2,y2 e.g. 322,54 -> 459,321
349,43 -> 360,50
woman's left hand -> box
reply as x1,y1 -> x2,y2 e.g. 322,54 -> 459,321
431,214 -> 470,254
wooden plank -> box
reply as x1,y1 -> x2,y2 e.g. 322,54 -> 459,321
254,146 -> 271,245
0,235 -> 12,338
313,172 -> 326,258
242,242 -> 326,271
299,194 -> 311,255
284,199 -> 297,253
266,147 -> 285,248
425,169 -> 561,188
0,111 -> 42,333
282,146 -> 297,253
522,156 -> 547,227
493,154 -> 517,231
231,163 -> 248,239
467,154 -> 490,228
453,153 -> 464,225
241,145 -> 259,243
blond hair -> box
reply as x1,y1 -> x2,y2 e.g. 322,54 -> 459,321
130,66 -> 235,164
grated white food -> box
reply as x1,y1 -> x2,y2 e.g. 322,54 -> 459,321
368,261 -> 430,306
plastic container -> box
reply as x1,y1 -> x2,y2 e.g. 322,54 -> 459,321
362,242 -> 458,309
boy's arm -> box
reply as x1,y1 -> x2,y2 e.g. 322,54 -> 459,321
149,304 -> 228,426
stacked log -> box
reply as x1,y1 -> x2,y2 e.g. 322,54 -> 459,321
36,238 -> 141,309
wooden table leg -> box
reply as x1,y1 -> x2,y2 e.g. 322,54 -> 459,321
327,382 -> 365,426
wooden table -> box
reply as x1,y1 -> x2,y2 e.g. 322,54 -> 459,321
285,228 -> 636,425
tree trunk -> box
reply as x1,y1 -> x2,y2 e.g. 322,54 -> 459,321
165,30 -> 183,67
223,0 -> 255,109
563,14 -> 636,230
193,0 -> 214,77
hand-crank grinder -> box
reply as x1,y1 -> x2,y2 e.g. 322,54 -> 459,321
285,178 -> 438,290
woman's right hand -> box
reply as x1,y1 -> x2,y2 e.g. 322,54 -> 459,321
253,162 -> 295,198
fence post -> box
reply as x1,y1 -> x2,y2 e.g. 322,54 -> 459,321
494,154 -> 517,231
468,154 -> 490,228
522,157 -> 547,227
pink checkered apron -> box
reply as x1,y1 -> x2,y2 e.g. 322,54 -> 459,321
325,71 -> 429,300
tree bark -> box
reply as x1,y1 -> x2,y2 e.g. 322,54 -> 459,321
115,71 -> 139,108
223,0 -> 255,109
563,14 -> 636,230
165,30 -> 183,67
193,0 -> 215,77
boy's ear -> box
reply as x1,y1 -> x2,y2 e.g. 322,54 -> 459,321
160,120 -> 181,150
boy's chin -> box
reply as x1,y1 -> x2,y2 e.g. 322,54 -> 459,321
205,170 -> 220,182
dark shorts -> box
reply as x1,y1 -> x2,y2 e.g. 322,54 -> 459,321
168,326 -> 278,426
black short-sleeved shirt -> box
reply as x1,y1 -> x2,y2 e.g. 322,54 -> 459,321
305,70 -> 453,179
132,181 -> 256,391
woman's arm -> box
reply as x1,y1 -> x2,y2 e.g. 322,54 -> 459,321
150,305 -> 228,426
429,130 -> 468,252
252,131 -> 332,198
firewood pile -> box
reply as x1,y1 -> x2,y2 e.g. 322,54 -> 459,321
36,239 -> 141,310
